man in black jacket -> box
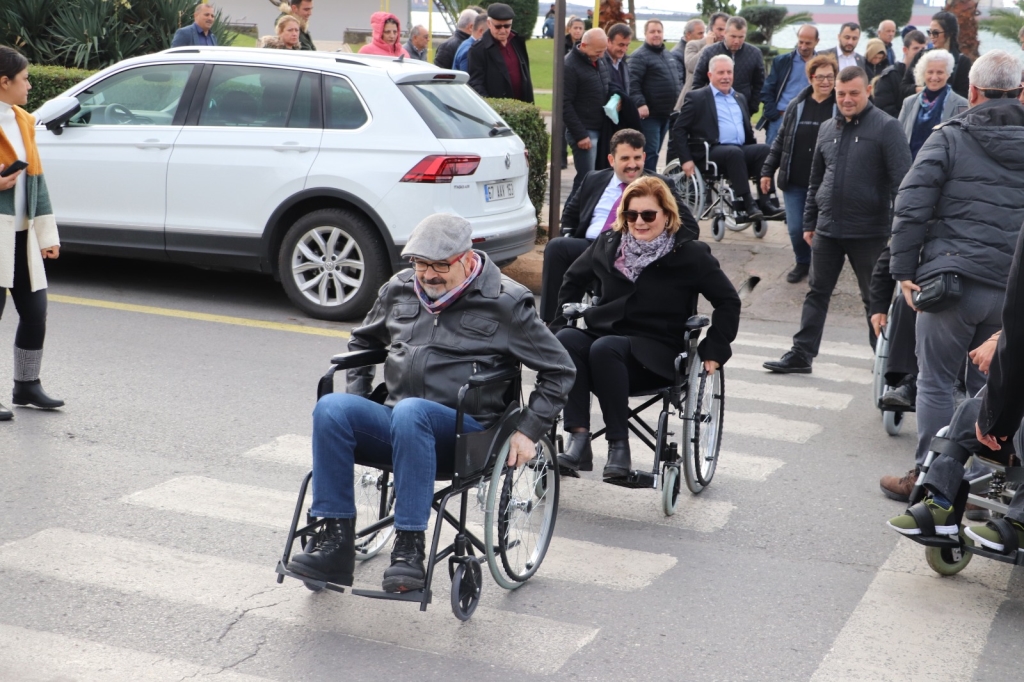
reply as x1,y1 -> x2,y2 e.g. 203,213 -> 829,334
871,30 -> 927,117
764,67 -> 911,375
467,3 -> 533,103
434,9 -> 476,69
691,16 -> 766,113
629,19 -> 682,171
668,54 -> 775,222
564,29 -> 611,196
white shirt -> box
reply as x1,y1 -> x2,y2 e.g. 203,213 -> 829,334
585,173 -> 627,239
0,101 -> 28,232
837,51 -> 859,71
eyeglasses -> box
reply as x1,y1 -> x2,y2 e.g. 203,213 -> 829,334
812,74 -> 835,82
411,256 -> 460,273
928,30 -> 945,37
622,209 -> 661,223
492,22 -> 512,30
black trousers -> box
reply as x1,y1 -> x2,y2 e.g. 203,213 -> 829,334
556,328 -> 666,441
708,143 -> 771,200
793,234 -> 888,359
0,230 -> 47,350
885,294 -> 918,385
540,236 -> 591,323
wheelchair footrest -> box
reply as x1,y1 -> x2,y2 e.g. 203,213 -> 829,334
351,587 -> 432,604
966,545 -> 1024,566
904,533 -> 961,549
604,470 -> 658,489
275,561 -> 346,594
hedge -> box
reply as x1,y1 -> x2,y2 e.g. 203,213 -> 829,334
486,98 -> 549,229
27,65 -> 96,113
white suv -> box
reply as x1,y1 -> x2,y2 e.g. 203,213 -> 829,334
34,47 -> 536,320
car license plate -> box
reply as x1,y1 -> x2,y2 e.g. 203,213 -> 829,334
485,181 -> 515,202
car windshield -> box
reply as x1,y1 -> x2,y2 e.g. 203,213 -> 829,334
399,82 -> 512,139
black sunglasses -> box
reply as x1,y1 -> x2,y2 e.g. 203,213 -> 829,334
492,22 -> 512,30
622,209 -> 661,223
928,30 -> 945,37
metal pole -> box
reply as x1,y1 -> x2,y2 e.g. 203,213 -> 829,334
546,0 -> 567,238
427,0 -> 434,62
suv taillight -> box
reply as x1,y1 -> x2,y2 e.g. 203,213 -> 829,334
401,155 -> 480,183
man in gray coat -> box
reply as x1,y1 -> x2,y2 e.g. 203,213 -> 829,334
879,50 -> 1024,501
286,214 -> 574,594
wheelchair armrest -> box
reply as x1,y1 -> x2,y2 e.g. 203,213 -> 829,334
685,314 -> 710,331
467,363 -> 520,388
330,348 -> 389,369
559,226 -> 573,237
562,302 -> 590,321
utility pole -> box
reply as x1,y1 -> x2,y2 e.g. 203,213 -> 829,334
547,0 -> 567,237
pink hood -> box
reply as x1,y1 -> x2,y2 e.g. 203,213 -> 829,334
358,11 -> 410,57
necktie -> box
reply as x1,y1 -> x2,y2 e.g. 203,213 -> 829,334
601,182 -> 629,233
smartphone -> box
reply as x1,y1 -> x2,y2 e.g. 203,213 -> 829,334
0,160 -> 28,178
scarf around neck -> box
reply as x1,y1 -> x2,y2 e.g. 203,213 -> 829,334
413,251 -> 482,314
614,230 -> 674,282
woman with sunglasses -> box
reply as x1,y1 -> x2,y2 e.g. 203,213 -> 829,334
550,176 -> 741,479
901,11 -> 972,98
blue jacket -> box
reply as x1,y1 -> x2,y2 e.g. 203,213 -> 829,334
171,23 -> 217,47
761,50 -> 805,123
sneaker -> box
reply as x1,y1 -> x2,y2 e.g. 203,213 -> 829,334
762,350 -> 812,374
965,519 -> 1024,553
382,530 -> 426,593
887,498 -> 957,536
786,263 -> 810,284
881,376 -> 916,408
880,468 -> 918,502
286,517 -> 356,586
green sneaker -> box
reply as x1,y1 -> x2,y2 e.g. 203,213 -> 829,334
965,519 -> 1024,553
886,498 -> 957,536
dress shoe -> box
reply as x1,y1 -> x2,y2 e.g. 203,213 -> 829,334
603,440 -> 631,479
786,263 -> 810,284
558,431 -> 593,473
286,517 -> 356,585
758,197 -> 786,220
762,350 -> 812,374
734,195 -> 763,224
382,530 -> 427,593
0,403 -> 11,421
12,380 -> 64,409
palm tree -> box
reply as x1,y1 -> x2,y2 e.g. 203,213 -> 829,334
980,0 -> 1024,42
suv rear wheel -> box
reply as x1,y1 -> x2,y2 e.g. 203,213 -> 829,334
278,208 -> 390,321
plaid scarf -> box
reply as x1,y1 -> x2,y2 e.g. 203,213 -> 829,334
413,251 -> 482,314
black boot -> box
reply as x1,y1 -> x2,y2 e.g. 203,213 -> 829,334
558,431 -> 593,474
382,530 -> 427,593
735,195 -> 763,224
762,350 -> 812,374
12,380 -> 64,409
603,440 -> 631,479
286,517 -> 356,586
0,403 -> 11,421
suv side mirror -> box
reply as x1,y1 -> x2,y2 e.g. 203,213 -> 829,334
33,97 -> 81,136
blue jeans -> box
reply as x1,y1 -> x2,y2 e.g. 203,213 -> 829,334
640,115 -> 669,172
566,128 -> 601,197
765,116 -> 784,148
782,186 -> 811,265
311,394 -> 483,531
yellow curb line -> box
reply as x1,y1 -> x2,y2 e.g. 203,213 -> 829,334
47,294 -> 351,338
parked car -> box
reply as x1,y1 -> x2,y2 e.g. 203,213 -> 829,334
33,47 -> 536,320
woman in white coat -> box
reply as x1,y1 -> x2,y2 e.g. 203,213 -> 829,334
898,49 -> 969,161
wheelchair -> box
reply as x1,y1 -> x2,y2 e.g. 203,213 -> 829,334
872,297 -> 914,436
901,427 -> 1024,576
274,349 -> 560,621
555,304 -> 725,515
663,140 -> 773,243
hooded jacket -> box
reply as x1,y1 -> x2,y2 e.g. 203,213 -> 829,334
890,98 -> 1024,287
358,12 -> 410,58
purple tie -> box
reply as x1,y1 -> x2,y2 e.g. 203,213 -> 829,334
601,182 -> 629,233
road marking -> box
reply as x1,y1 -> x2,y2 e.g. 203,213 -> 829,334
727,411 -> 822,444
244,434 -> 311,467
49,293 -> 350,338
124,476 -> 298,530
0,624 -> 274,682
728,353 -> 872,385
715,450 -> 785,481
0,529 -> 598,676
733,331 -> 874,360
728,378 -> 853,411
810,538 -> 1013,681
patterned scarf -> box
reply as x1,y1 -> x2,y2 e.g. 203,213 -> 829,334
917,85 -> 949,125
413,251 -> 482,314
614,230 -> 675,282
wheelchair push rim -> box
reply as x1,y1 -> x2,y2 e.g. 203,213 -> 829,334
683,357 -> 724,494
352,465 -> 396,560
664,161 -> 706,220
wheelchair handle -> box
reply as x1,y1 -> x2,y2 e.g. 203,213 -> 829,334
330,348 -> 389,369
562,302 -> 590,321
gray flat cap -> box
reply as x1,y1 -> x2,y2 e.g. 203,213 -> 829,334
402,213 -> 473,261
487,3 -> 515,20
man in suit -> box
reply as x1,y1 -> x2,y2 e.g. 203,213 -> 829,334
467,3 -> 533,103
825,22 -> 866,72
171,3 -> 217,47
668,54 -> 778,223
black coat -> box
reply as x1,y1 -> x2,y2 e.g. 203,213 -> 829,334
553,230 -> 741,380
468,31 -> 534,103
761,87 -> 836,191
560,168 -> 691,240
667,86 -> 755,165
980,227 -> 1024,437
434,29 -> 471,69
563,46 -> 612,142
691,42 -> 766,111
595,54 -> 641,171
628,42 -> 683,118
871,62 -> 908,118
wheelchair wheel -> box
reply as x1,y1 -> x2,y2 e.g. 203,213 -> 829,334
753,220 -> 768,239
683,358 -> 724,494
883,409 -> 904,436
666,163 -> 706,219
711,215 -> 726,242
661,465 -> 681,516
353,465 -> 395,561
925,533 -> 974,576
450,559 -> 483,621
484,435 -> 559,590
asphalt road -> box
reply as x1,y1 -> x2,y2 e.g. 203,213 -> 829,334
0,252 -> 1021,682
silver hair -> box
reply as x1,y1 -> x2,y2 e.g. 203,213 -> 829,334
684,19 -> 704,38
410,25 -> 428,39
969,49 -> 1023,90
456,9 -> 476,30
914,49 -> 955,87
708,54 -> 734,72
472,13 -> 488,32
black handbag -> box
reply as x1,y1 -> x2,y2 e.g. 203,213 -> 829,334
912,272 -> 963,312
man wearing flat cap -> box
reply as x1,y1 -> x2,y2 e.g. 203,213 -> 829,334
287,213 -> 574,594
468,3 -> 535,102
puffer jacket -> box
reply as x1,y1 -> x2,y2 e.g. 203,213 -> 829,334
804,102 -> 911,238
628,42 -> 683,118
890,98 -> 1024,287
761,86 -> 836,191
563,45 -> 612,142
346,253 -> 575,441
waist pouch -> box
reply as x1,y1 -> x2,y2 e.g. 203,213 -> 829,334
913,272 -> 963,312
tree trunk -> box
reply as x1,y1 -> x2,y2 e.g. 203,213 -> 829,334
627,0 -> 636,33
946,0 -> 980,60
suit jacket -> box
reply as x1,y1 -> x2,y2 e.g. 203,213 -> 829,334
170,23 -> 217,47
824,47 -> 866,71
560,168 -> 689,239
467,31 -> 534,103
667,86 -> 755,165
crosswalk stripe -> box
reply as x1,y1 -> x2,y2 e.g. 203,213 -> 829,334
733,331 -> 874,360
585,441 -> 784,483
728,353 -> 873,385
0,624 -> 274,682
243,434 -> 310,468
727,411 -> 822,443
810,538 -> 1013,681
728,378 -> 853,411
558,478 -> 735,532
0,529 -> 598,676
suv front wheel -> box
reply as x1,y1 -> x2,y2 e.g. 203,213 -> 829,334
278,208 -> 390,321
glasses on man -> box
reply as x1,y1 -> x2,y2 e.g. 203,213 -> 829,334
411,257 -> 459,273
928,30 -> 945,37
622,209 -> 661,223
492,22 -> 512,30
812,74 -> 835,83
